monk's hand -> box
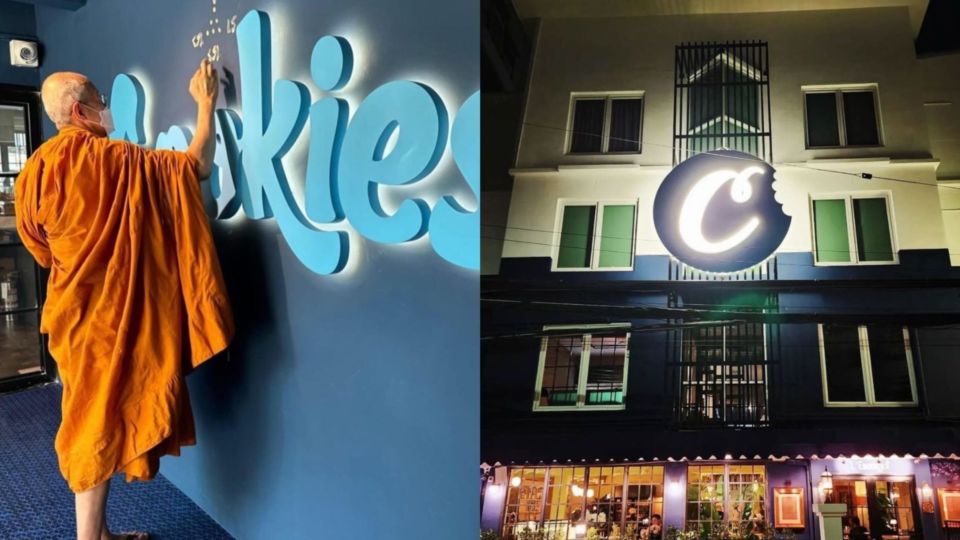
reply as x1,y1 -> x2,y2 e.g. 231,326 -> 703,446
187,58 -> 218,179
189,58 -> 219,107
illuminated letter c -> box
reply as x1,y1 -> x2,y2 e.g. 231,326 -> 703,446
678,166 -> 763,254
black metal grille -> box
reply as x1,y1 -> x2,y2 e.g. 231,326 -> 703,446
673,41 -> 772,165
668,257 -> 778,281
673,320 -> 770,428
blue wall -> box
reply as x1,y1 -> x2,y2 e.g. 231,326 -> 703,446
34,1 -> 478,538
0,0 -> 39,87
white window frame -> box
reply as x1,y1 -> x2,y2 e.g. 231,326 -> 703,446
533,323 -> 631,412
818,324 -> 918,407
551,199 -> 638,272
565,92 -> 645,155
802,84 -> 884,149
809,191 -> 899,266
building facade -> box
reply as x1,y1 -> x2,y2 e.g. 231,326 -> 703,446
481,4 -> 960,540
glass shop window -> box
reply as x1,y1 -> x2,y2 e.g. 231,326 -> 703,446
686,464 -> 767,535
502,465 -> 664,540
503,467 -> 549,540
535,325 -> 630,411
819,323 -> 918,406
811,195 -> 896,264
803,87 -> 882,148
569,95 -> 644,154
556,202 -> 637,271
624,465 -> 665,537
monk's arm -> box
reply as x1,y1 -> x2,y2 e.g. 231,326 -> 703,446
186,100 -> 215,179
186,58 -> 219,180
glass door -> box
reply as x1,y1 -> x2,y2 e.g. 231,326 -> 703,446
834,477 -> 923,540
0,84 -> 53,392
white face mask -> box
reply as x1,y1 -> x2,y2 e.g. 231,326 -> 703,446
80,102 -> 114,134
97,107 -> 114,134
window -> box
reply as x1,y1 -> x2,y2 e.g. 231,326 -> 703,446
818,324 -> 918,406
811,194 -> 896,264
568,94 -> 644,154
555,202 -> 637,271
686,464 -> 767,535
803,86 -> 882,148
674,41 -> 772,164
534,325 -> 630,411
502,464 -> 664,540
678,322 -> 769,427
834,478 -> 919,538
503,467 -> 548,540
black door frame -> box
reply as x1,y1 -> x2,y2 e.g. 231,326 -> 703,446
835,475 -> 925,540
0,82 -> 57,394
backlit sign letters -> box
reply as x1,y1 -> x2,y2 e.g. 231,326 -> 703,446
653,150 -> 791,273
109,9 -> 479,275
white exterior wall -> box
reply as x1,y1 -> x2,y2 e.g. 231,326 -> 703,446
503,6 -> 956,265
503,161 -> 942,260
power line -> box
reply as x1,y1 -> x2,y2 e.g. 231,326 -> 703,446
481,296 -> 960,315
481,234 -> 933,268
517,120 -> 960,193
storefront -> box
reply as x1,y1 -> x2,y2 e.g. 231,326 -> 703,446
483,456 -> 959,540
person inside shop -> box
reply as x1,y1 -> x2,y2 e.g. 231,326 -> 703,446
648,514 -> 663,540
15,60 -> 235,540
849,516 -> 870,540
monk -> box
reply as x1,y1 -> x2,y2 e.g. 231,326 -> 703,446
14,59 -> 235,540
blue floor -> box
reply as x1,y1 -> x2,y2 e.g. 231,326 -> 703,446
0,384 -> 233,539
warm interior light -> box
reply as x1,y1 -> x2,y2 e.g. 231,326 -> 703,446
511,476 -> 521,488
586,488 -> 595,498
922,482 -> 933,498
571,485 -> 583,497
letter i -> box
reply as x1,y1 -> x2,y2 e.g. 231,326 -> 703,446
305,35 -> 353,223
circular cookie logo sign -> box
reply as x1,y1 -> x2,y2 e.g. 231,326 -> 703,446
653,150 -> 791,273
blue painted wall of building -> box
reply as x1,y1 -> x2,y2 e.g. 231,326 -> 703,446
0,0 -> 39,87
34,1 -> 478,538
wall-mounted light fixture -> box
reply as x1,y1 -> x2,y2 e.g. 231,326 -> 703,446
670,480 -> 683,496
921,482 -> 935,513
819,470 -> 834,503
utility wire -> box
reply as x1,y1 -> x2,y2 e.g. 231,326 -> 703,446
517,120 -> 960,195
481,234 -> 931,267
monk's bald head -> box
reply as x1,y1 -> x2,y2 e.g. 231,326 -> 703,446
41,72 -> 100,129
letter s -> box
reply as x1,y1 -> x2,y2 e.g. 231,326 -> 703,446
429,91 -> 479,270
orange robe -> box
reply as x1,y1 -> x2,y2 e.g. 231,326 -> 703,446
14,124 -> 235,493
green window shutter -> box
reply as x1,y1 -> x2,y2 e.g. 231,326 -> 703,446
853,198 -> 894,262
558,206 -> 595,268
813,199 -> 851,263
598,205 -> 635,268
